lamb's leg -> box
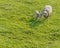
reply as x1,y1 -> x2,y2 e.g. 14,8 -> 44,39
40,13 -> 42,21
35,14 -> 39,20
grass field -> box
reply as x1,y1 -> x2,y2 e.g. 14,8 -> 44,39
0,0 -> 60,48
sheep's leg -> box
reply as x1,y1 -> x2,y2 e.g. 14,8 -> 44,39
35,14 -> 39,20
40,13 -> 42,21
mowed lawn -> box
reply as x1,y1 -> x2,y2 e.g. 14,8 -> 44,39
0,0 -> 60,48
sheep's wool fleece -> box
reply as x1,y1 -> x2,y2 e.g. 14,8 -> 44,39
44,5 -> 52,13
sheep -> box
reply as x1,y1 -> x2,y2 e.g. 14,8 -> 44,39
35,10 -> 42,20
42,5 -> 52,18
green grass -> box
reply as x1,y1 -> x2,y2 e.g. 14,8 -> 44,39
0,0 -> 60,48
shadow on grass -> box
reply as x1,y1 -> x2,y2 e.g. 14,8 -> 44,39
29,18 -> 47,28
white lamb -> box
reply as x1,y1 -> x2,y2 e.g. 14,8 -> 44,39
42,5 -> 52,18
35,10 -> 42,20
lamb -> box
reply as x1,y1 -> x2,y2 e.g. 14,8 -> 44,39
42,5 -> 52,18
35,10 -> 42,20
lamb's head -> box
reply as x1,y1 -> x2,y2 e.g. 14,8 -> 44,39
43,10 -> 49,18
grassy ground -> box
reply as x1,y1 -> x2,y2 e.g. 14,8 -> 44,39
0,0 -> 60,48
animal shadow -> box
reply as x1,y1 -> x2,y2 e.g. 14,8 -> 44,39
29,18 -> 47,28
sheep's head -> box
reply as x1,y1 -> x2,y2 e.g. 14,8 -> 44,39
43,11 -> 49,18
